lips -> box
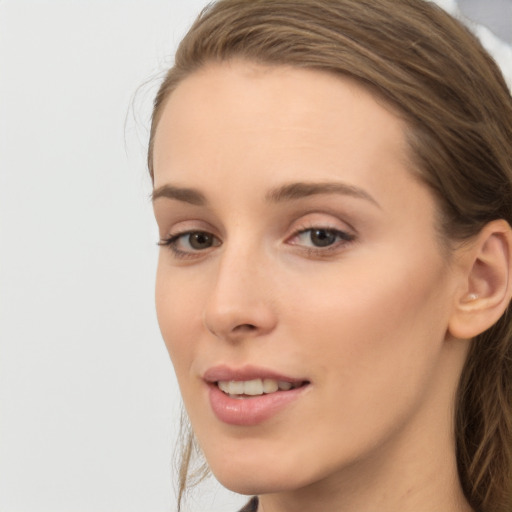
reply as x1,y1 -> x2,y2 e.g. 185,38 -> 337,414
204,365 -> 310,425
204,364 -> 306,383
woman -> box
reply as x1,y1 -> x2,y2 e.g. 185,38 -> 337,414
148,0 -> 512,511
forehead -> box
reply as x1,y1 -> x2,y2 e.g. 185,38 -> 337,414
152,61 -> 414,200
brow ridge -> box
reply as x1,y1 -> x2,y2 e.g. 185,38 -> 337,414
152,181 -> 379,208
152,184 -> 206,205
265,181 -> 380,207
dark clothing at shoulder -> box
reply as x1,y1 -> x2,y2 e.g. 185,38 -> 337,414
238,496 -> 258,512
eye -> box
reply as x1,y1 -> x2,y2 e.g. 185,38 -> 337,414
290,227 -> 355,250
159,230 -> 221,257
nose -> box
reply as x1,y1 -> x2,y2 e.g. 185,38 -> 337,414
203,243 -> 278,343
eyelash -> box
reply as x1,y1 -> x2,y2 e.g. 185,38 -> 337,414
158,226 -> 356,260
289,227 -> 356,256
158,231 -> 221,260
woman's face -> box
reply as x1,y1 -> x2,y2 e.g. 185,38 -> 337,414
152,62 -> 466,496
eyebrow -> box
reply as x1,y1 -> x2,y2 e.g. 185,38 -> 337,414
265,182 -> 380,208
152,184 -> 207,205
152,181 -> 380,208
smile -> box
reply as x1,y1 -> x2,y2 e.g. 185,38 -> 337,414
204,365 -> 310,424
217,378 -> 305,397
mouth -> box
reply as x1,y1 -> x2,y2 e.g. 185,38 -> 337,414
204,366 -> 310,425
216,378 -> 308,398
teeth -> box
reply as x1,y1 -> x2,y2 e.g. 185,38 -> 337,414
230,381 -> 245,394
217,378 -> 301,396
244,379 -> 263,395
277,380 -> 292,391
262,378 -> 278,393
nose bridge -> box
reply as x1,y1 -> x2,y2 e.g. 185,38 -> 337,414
203,235 -> 276,340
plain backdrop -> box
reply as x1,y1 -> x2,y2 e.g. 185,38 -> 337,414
0,1 -> 510,512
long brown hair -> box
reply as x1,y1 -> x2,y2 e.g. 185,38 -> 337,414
148,1 -> 512,510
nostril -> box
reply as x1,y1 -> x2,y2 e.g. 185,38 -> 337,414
233,324 -> 257,332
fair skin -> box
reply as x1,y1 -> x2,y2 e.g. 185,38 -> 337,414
152,61 -> 479,512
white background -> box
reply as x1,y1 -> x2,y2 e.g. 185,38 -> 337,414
0,1 -> 510,512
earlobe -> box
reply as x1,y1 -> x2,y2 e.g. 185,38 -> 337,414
448,219 -> 512,340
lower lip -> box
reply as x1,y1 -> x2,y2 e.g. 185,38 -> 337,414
208,383 -> 308,426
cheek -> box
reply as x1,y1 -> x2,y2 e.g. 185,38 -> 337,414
155,261 -> 203,376
256,253 -> 453,479
284,248 -> 451,410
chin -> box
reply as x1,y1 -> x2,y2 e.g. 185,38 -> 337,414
213,468 -> 300,496
206,448 -> 323,496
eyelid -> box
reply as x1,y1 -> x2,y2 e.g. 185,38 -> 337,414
159,228 -> 221,260
158,213 -> 357,259
285,215 -> 357,255
287,211 -> 355,237
157,217 -> 218,242
287,226 -> 354,245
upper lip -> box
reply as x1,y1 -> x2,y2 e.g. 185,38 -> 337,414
203,364 -> 307,384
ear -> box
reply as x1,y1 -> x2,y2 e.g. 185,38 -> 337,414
448,219 -> 512,340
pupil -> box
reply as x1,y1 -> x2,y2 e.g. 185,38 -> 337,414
311,229 -> 336,247
189,232 -> 213,249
